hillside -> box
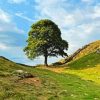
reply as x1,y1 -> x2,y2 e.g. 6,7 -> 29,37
66,40 -> 100,70
62,51 -> 100,85
72,40 -> 100,61
53,40 -> 100,65
50,40 -> 100,86
1,57 -> 100,100
68,52 -> 100,69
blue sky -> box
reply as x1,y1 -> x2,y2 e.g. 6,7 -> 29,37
0,0 -> 100,65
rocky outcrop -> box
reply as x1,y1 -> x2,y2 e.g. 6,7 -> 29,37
14,70 -> 35,79
52,40 -> 100,66
96,48 -> 100,54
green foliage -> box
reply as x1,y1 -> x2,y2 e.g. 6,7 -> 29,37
24,19 -> 68,65
68,52 -> 100,69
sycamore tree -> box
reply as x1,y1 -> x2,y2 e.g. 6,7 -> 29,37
24,19 -> 68,66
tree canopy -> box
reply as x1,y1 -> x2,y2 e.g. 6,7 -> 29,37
24,19 -> 68,66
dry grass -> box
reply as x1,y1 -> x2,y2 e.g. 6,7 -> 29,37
73,40 -> 100,60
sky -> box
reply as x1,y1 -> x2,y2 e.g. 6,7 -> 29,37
0,0 -> 100,65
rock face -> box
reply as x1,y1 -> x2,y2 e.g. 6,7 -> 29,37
64,44 -> 89,63
15,70 -> 24,73
15,70 -> 34,79
52,44 -> 89,65
96,49 -> 100,54
18,72 -> 34,79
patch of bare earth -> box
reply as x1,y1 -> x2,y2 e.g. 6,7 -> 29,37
19,77 -> 41,86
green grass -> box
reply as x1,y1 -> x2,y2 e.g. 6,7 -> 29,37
68,52 -> 100,69
61,52 -> 100,85
0,57 -> 100,100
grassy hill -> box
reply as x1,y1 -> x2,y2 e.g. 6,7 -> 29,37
56,40 -> 100,65
50,40 -> 100,89
52,40 -> 100,86
72,40 -> 100,61
63,50 -> 100,85
0,56 -> 100,100
68,52 -> 100,69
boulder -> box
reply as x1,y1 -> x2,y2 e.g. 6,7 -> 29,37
96,49 -> 100,54
14,70 -> 34,79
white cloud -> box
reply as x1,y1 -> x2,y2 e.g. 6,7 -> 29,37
8,0 -> 26,4
81,0 -> 94,3
93,4 -> 100,18
15,13 -> 35,22
0,9 -> 11,23
0,23 -> 24,34
0,43 -> 9,50
35,0 -> 76,28
0,9 -> 24,34
66,25 -> 92,39
35,0 -> 100,54
82,0 -> 91,2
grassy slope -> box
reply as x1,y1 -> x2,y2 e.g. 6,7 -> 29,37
63,52 -> 100,84
52,40 -> 100,85
68,52 -> 100,69
72,40 -> 100,61
57,40 -> 100,65
0,57 -> 100,100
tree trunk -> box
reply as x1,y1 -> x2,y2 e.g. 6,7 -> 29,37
44,55 -> 48,66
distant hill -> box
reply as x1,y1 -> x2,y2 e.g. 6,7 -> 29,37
0,56 -> 18,70
53,40 -> 100,66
